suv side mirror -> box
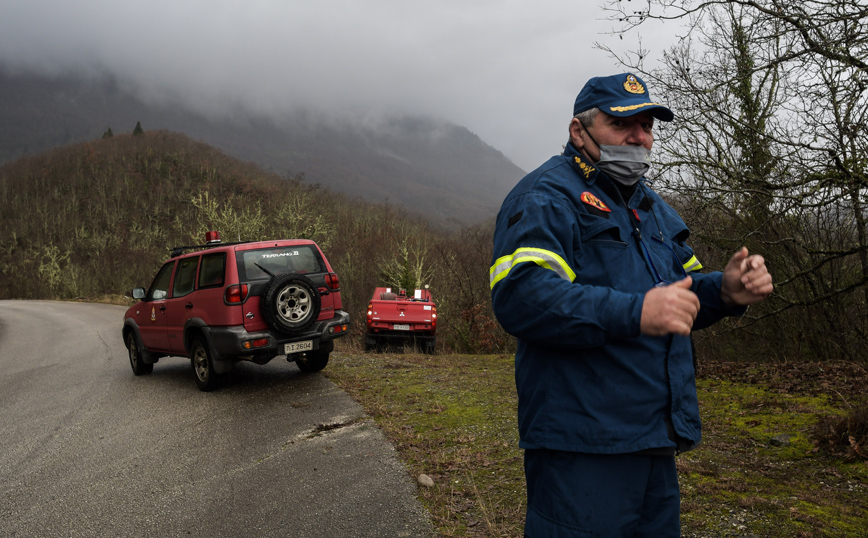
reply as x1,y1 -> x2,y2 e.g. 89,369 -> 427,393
132,288 -> 146,300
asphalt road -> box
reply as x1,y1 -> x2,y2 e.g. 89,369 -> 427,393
0,300 -> 433,538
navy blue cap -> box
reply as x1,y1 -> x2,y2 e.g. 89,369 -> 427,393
573,73 -> 674,122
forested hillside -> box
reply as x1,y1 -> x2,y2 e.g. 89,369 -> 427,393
2,125 -> 866,365
0,131 -> 507,353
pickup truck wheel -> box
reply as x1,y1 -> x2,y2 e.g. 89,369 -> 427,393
262,273 -> 321,333
191,338 -> 220,391
126,331 -> 153,375
364,334 -> 378,352
295,350 -> 329,373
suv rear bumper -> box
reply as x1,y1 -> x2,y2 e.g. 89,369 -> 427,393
205,310 -> 350,371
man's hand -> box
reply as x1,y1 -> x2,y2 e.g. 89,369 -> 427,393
721,247 -> 774,307
641,277 -> 700,336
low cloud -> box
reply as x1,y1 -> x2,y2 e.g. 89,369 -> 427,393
0,0 -> 677,170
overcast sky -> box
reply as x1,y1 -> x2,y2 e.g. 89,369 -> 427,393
0,0 -> 677,171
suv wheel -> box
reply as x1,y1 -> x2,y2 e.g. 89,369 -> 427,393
191,338 -> 220,391
127,331 -> 153,375
261,273 -> 321,333
295,350 -> 329,373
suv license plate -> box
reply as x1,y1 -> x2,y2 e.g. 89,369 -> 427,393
285,340 -> 313,354
393,324 -> 410,331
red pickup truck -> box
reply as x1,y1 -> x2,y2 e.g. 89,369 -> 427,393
365,287 -> 437,353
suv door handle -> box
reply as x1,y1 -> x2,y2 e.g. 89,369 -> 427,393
185,302 -> 194,309
159,305 -> 166,311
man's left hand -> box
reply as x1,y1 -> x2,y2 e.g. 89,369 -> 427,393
721,247 -> 774,307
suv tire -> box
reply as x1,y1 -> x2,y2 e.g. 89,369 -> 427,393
191,337 -> 220,391
261,273 -> 321,333
126,331 -> 154,376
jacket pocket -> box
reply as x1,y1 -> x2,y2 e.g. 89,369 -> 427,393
578,214 -> 627,248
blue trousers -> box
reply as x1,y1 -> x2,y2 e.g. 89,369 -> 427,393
523,450 -> 681,538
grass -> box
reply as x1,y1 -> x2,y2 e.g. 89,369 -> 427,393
326,352 -> 868,538
679,377 -> 867,537
327,352 -> 524,536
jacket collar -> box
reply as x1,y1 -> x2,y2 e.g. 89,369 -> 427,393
565,142 -> 601,185
566,142 -> 654,208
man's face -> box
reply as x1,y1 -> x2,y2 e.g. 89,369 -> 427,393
572,110 -> 655,162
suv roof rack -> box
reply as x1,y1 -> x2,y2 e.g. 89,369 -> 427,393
170,240 -> 248,258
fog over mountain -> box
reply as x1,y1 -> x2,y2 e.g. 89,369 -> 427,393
0,1 -> 680,226
0,70 -> 525,229
0,1 -> 678,172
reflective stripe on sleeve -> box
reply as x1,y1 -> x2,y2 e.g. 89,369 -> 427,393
684,255 -> 703,272
489,248 -> 576,289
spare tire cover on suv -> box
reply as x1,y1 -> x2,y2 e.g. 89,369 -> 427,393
261,273 -> 321,333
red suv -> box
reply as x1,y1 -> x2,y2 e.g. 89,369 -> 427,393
122,231 -> 350,391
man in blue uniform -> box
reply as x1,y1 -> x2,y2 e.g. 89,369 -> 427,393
489,73 -> 773,537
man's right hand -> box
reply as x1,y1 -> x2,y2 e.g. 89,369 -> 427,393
640,277 -> 700,336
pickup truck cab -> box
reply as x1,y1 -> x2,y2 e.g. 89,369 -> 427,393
365,286 -> 437,353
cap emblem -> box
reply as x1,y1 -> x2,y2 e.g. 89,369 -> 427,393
623,74 -> 645,95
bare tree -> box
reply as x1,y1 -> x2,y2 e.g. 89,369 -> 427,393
599,0 -> 868,360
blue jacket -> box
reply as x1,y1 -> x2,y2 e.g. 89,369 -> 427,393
490,143 -> 743,454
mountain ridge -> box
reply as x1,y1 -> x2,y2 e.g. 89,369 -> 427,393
0,69 -> 525,229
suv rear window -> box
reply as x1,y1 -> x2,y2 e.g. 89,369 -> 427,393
237,245 -> 325,281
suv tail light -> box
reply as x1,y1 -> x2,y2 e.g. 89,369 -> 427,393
324,272 -> 340,291
366,302 -> 373,326
431,305 -> 437,327
225,284 -> 249,304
